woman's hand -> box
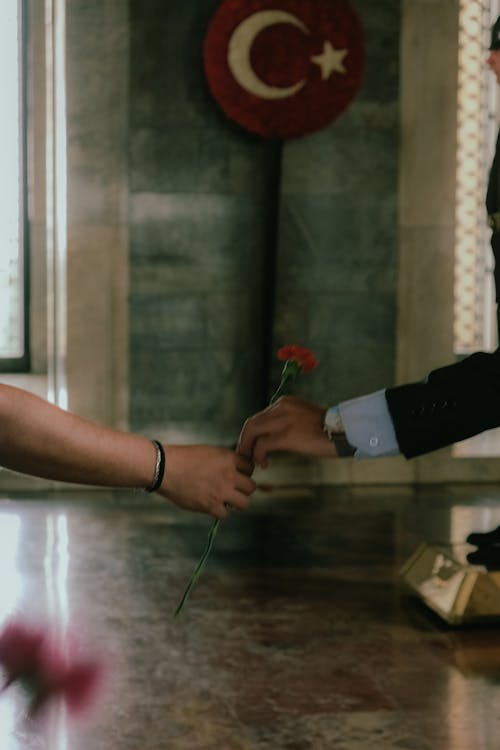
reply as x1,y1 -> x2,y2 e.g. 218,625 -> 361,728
158,445 -> 256,519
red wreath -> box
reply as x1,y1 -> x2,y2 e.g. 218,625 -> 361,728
204,0 -> 365,139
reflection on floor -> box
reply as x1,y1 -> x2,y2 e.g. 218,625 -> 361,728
2,485 -> 500,749
453,426 -> 500,457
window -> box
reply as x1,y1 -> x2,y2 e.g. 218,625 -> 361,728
0,0 -> 29,372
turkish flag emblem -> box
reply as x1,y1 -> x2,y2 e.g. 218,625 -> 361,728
203,0 -> 364,139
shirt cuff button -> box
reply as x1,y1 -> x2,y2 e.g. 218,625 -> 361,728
369,436 -> 379,447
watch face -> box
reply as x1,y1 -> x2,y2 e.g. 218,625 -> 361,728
325,407 -> 343,433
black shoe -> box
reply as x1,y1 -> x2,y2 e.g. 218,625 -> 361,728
467,525 -> 500,546
467,545 -> 500,570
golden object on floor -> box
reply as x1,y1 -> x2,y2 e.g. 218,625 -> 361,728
400,543 -> 500,625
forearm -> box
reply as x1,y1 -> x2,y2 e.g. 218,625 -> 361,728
240,350 -> 500,463
0,385 -> 156,489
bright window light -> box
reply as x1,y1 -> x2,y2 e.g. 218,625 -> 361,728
0,0 -> 24,359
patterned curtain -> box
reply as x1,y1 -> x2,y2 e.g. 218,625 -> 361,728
454,0 -> 497,353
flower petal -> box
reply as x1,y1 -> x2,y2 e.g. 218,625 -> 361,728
277,345 -> 318,372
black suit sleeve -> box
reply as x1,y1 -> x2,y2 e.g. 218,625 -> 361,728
486,130 -> 500,214
385,350 -> 500,458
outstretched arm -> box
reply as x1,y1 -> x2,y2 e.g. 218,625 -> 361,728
239,349 -> 500,465
0,384 -> 255,519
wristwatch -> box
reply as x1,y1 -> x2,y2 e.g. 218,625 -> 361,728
324,406 -> 356,457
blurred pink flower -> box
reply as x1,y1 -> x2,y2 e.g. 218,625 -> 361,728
0,619 -> 103,718
0,621 -> 45,686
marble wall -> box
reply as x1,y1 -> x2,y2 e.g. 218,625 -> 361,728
128,0 -> 274,443
128,0 -> 401,442
274,1 -> 400,407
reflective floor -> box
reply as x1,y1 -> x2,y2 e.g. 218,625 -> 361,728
2,485 -> 500,749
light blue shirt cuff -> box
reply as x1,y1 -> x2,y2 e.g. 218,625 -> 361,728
331,389 -> 401,458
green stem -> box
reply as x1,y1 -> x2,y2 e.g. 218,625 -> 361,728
174,357 -> 301,616
174,518 -> 220,616
269,378 -> 287,404
269,366 -> 296,404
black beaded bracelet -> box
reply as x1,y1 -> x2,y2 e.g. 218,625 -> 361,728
145,440 -> 166,493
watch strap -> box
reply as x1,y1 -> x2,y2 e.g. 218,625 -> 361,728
324,406 -> 356,457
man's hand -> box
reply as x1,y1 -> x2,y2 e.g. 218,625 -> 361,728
237,395 -> 338,467
159,445 -> 256,519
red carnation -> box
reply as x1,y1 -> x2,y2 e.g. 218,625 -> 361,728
277,345 -> 318,373
270,345 -> 319,404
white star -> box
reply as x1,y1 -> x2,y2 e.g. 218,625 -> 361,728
311,41 -> 348,80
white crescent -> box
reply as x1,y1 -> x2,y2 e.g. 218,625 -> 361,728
227,10 -> 310,100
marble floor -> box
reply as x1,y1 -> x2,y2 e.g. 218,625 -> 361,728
2,484 -> 500,749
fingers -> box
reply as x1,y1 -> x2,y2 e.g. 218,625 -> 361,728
211,491 -> 251,520
237,424 -> 256,460
238,410 -> 290,464
218,470 -> 255,513
225,490 -> 251,512
241,413 -> 295,466
235,453 -> 254,476
212,504 -> 230,520
234,471 -> 257,496
251,432 -> 287,467
238,406 -> 278,458
239,396 -> 333,463
206,459 -> 256,519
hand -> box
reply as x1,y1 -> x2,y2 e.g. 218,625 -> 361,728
159,445 -> 256,519
237,395 -> 337,467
